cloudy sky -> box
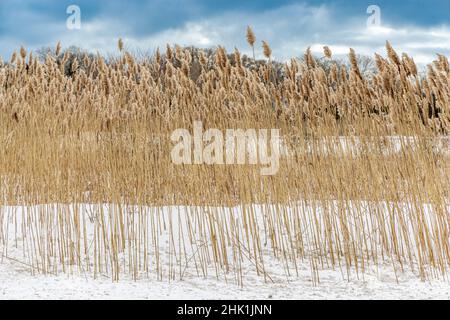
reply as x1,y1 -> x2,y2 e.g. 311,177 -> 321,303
0,0 -> 449,64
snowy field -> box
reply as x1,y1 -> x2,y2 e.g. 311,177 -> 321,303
1,252 -> 449,300
1,203 -> 449,300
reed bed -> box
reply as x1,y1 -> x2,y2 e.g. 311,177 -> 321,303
0,36 -> 449,284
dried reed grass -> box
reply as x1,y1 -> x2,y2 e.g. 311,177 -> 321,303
0,37 -> 448,284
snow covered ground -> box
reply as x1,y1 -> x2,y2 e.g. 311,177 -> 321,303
1,203 -> 449,300
1,248 -> 449,300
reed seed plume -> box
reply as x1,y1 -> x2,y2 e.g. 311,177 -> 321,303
436,54 -> 449,73
155,47 -> 161,65
166,44 -> 173,61
20,46 -> 27,60
246,26 -> 256,60
118,38 -> 124,52
10,51 -> 17,64
262,41 -> 272,60
305,47 -> 316,69
386,40 -> 401,67
71,57 -> 79,73
349,47 -> 364,81
323,46 -> 332,59
55,42 -> 62,57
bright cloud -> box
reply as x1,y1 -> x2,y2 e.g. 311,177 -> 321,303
0,1 -> 448,66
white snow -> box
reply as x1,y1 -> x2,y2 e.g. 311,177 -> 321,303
1,253 -> 449,299
1,203 -> 449,300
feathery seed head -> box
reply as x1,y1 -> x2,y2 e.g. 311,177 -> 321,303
386,41 -> 401,66
55,42 -> 62,57
118,38 -> 124,52
10,52 -> 17,64
246,26 -> 256,47
20,46 -> 27,60
323,46 -> 332,59
262,41 -> 272,59
166,44 -> 173,61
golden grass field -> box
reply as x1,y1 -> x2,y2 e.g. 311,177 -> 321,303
0,31 -> 448,284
